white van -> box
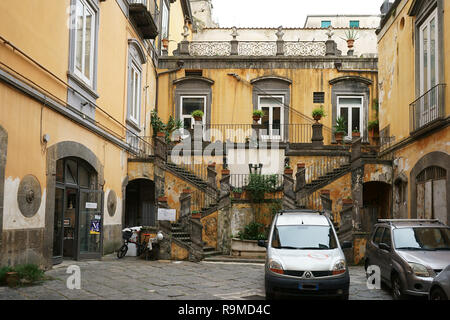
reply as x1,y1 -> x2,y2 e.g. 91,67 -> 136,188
258,210 -> 352,299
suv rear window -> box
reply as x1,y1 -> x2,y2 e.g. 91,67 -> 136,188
393,227 -> 450,251
373,227 -> 384,244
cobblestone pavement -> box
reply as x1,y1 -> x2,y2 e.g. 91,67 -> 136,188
0,255 -> 396,300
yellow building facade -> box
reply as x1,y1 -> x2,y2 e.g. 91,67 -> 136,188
377,0 -> 449,223
0,0 -> 190,268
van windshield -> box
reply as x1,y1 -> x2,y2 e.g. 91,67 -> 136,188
393,227 -> 450,251
271,225 -> 338,250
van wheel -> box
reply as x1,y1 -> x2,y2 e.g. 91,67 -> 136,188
391,274 -> 406,300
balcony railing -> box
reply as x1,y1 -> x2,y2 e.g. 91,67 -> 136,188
128,0 -> 159,39
127,135 -> 154,158
204,124 -> 313,144
410,83 -> 446,133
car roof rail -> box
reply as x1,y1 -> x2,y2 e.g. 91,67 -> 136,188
377,219 -> 443,225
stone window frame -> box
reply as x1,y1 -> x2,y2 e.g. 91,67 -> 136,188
251,76 -> 292,142
409,0 -> 445,99
67,0 -> 100,120
126,39 -> 147,131
173,76 -> 214,135
410,151 -> 450,223
329,76 -> 372,143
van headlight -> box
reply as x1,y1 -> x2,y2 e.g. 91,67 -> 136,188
332,259 -> 346,275
408,262 -> 431,277
268,259 -> 284,275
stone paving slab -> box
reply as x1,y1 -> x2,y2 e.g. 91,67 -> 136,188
0,256 -> 399,300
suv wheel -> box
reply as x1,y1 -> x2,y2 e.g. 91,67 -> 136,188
430,286 -> 448,300
391,274 -> 406,300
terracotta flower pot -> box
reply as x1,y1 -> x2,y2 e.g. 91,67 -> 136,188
157,196 -> 167,202
191,212 -> 201,219
352,132 -> 361,138
313,115 -> 322,122
342,199 -> 353,205
221,169 -> 230,175
156,131 -> 165,137
162,38 -> 169,49
284,168 -> 293,175
193,116 -> 202,122
183,188 -> 192,194
6,272 -> 19,288
321,190 -> 331,196
335,132 -> 344,143
347,39 -> 354,48
252,116 -> 261,122
233,192 -> 242,199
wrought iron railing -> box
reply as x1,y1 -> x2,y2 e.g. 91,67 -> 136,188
167,154 -> 209,182
125,135 -> 154,158
190,189 -> 218,213
204,124 -> 313,144
410,83 -> 446,132
230,174 -> 284,190
305,156 -> 350,185
128,0 -> 159,23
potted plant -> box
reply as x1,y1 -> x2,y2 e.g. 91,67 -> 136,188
342,197 -> 353,205
341,28 -> 359,48
368,120 -> 379,136
191,210 -> 201,219
162,38 -> 169,49
252,110 -> 265,122
150,110 -> 166,136
233,188 -> 243,199
165,116 -> 183,143
191,110 -> 204,122
352,129 -> 361,138
312,105 -> 326,122
334,116 -> 347,143
183,187 -> 192,194
221,164 -> 230,176
284,165 -> 293,175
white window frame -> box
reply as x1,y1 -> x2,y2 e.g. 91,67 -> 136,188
337,96 -> 364,139
419,8 -> 439,125
73,0 -> 96,86
128,60 -> 142,126
180,96 -> 206,138
258,95 -> 284,141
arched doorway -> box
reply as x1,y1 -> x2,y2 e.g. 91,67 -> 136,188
362,181 -> 391,232
52,157 -> 102,264
124,179 -> 156,227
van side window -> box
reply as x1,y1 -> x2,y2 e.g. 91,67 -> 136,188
373,227 -> 384,245
271,227 -> 281,248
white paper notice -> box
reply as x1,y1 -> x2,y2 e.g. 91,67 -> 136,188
85,202 -> 98,209
157,208 -> 176,221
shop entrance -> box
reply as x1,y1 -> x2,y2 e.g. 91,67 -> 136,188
52,157 -> 103,264
124,179 -> 156,227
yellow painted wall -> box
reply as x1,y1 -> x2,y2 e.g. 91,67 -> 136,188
158,68 -> 378,135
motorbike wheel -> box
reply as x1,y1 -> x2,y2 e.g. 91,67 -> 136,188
117,244 -> 128,259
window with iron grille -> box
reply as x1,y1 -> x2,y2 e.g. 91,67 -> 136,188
417,166 -> 446,183
185,70 -> 203,77
313,92 -> 325,104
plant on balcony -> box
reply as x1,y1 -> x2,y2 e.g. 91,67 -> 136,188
252,109 -> 265,122
166,116 -> 183,143
334,116 -> 347,143
151,110 -> 165,135
352,129 -> 360,138
368,120 -> 379,135
191,110 -> 204,121
312,105 -> 326,122
191,210 -> 201,219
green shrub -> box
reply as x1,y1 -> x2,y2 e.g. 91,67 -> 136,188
245,174 -> 278,203
252,110 -> 265,117
191,110 -> 204,118
14,264 -> 45,283
312,106 -> 326,118
0,266 -> 14,285
238,222 -> 267,241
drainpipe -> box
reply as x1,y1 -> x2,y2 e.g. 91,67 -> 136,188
155,60 -> 184,114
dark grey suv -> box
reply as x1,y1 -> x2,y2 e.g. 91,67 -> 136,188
364,219 -> 450,300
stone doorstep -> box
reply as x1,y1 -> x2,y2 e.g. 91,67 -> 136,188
203,255 -> 265,264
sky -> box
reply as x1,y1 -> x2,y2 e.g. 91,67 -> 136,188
210,0 -> 384,28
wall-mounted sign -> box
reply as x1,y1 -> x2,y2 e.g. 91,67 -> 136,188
157,208 -> 176,221
86,202 -> 97,209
